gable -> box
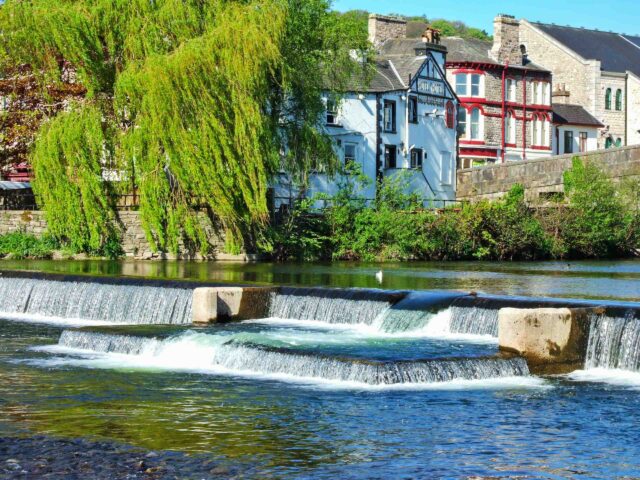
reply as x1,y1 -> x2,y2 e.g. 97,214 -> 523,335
409,54 -> 457,102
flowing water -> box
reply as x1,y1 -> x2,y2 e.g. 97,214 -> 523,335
0,276 -> 193,325
1,262 -> 640,478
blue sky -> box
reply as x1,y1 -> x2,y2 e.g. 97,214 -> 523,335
333,0 -> 640,36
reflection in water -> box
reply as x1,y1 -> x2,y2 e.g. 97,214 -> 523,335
1,258 -> 640,301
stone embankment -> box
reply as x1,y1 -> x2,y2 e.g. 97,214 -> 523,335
0,210 -> 252,261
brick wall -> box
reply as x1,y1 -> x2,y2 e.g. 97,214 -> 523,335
0,210 -> 240,260
456,145 -> 640,201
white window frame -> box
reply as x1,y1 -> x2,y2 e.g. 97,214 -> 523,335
455,73 -> 484,98
469,108 -> 482,140
344,142 -> 357,167
505,112 -> 516,144
506,79 -> 517,102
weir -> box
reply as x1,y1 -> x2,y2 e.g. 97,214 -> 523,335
585,313 -> 640,371
0,276 -> 193,325
56,330 -> 530,386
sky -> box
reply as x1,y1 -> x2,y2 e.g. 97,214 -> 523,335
332,0 -> 640,36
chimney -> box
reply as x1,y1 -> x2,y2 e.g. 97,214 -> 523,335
490,14 -> 523,65
368,14 -> 407,48
552,83 -> 571,105
421,27 -> 441,45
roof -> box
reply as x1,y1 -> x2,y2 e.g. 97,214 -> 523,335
531,22 -> 640,76
378,38 -> 447,56
441,36 -> 549,72
341,57 -> 428,93
552,104 -> 604,127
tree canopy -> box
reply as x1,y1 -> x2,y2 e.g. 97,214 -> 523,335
0,0 -> 371,254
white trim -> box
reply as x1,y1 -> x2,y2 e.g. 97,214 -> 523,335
387,60 -> 407,89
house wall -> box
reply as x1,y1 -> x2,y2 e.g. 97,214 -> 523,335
552,126 -> 599,155
626,73 -> 640,146
597,73 -> 626,147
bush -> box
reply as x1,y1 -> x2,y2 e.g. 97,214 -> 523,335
0,231 -> 60,259
561,157 -> 632,258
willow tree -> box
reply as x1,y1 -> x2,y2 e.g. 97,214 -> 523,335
0,0 -> 371,254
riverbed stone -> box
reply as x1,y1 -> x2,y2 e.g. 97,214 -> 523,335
498,307 -> 600,374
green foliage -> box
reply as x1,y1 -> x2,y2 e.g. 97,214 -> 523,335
561,157 -> 632,258
0,231 -> 60,259
31,104 -> 120,252
1,0 -> 372,255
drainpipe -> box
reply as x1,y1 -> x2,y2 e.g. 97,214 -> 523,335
501,63 -> 508,162
625,73 -> 629,146
522,70 -> 527,161
555,126 -> 560,155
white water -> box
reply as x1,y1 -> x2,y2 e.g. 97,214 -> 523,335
568,314 -> 640,388
37,330 -> 535,390
0,277 -> 193,325
247,309 -> 498,343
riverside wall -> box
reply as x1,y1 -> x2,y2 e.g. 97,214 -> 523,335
0,210 -> 249,261
456,145 -> 640,201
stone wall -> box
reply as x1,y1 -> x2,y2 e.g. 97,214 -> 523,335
0,210 -> 246,260
456,144 -> 640,201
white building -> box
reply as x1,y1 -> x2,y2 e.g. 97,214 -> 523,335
274,15 -> 459,209
551,100 -> 603,155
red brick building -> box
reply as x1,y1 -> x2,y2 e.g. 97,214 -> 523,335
442,15 -> 554,168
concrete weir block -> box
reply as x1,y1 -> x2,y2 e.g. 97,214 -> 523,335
192,287 -> 275,324
498,307 -> 600,374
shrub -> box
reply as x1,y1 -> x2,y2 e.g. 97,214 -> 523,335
0,231 -> 60,259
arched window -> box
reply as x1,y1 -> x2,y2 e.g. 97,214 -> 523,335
505,112 -> 515,144
445,101 -> 455,129
470,108 -> 481,140
605,137 -> 613,149
615,89 -> 623,111
615,137 -> 622,147
605,88 -> 612,110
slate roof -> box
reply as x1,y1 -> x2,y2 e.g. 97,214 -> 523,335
552,103 -> 604,127
340,59 -> 406,93
531,23 -> 640,77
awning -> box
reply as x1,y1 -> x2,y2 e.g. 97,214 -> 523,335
0,181 -> 32,190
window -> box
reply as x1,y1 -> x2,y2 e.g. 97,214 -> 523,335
471,74 -> 481,96
344,143 -> 357,168
605,137 -> 613,149
384,145 -> 397,169
605,88 -> 612,110
616,137 -> 622,147
383,100 -> 396,132
542,119 -> 550,146
531,118 -> 539,145
470,108 -> 481,140
326,99 -> 338,125
579,132 -> 588,153
410,148 -> 423,169
564,131 -> 574,154
458,108 -> 467,136
505,112 -> 516,144
455,73 -> 483,97
445,101 -> 455,129
440,152 -> 452,185
408,96 -> 418,124
531,81 -> 539,104
455,73 -> 468,96
615,89 -> 623,111
506,79 -> 517,102
541,83 -> 550,105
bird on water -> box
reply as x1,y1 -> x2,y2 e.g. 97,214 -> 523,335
375,270 -> 383,284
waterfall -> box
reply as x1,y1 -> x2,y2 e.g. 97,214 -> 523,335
268,288 -> 396,326
56,330 -> 530,386
0,277 -> 193,325
449,306 -> 499,337
585,313 -> 640,371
